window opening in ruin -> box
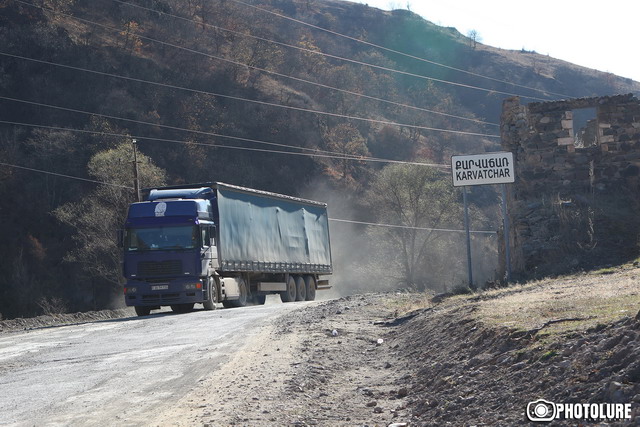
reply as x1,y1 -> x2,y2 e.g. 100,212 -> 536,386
572,107 -> 598,148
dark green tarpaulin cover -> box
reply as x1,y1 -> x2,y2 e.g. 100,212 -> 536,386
216,184 -> 332,274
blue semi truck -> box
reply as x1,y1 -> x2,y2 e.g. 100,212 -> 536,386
121,182 -> 332,316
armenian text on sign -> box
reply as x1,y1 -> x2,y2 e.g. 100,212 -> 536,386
451,152 -> 515,187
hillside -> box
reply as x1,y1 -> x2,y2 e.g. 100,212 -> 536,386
1,0 -> 640,319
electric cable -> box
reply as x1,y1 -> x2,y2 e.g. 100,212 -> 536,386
0,161 -> 134,189
227,0 -> 572,98
0,161 -> 494,233
14,0 -> 496,128
0,119 -> 451,168
0,95 -> 373,158
328,217 -> 496,235
0,51 -> 500,138
109,0 -> 550,101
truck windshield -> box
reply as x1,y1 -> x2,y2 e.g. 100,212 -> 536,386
125,225 -> 198,252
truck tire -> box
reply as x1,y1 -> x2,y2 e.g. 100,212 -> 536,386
171,303 -> 194,313
203,277 -> 218,310
280,276 -> 297,303
295,275 -> 306,301
304,275 -> 316,301
135,306 -> 151,317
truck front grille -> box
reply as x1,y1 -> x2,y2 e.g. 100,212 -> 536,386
141,293 -> 181,304
137,260 -> 182,277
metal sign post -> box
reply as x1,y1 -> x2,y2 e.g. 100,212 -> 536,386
462,186 -> 473,288
451,152 -> 515,286
501,184 -> 512,282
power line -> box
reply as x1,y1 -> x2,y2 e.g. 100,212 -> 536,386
0,119 -> 451,168
0,96 -> 450,166
0,95 -> 363,159
0,161 -> 134,189
0,161 -> 492,233
329,217 -> 496,235
15,0 -> 496,128
227,0 -> 572,99
0,51 -> 499,139
110,0 -> 549,101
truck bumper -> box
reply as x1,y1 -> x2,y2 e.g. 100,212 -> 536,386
124,278 -> 204,307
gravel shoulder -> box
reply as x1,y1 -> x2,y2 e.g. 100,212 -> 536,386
152,294 -> 410,426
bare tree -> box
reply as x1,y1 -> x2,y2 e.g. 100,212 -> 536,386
366,163 -> 462,290
54,142 -> 166,306
467,29 -> 481,49
324,123 -> 370,184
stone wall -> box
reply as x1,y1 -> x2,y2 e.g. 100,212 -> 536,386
500,94 -> 640,277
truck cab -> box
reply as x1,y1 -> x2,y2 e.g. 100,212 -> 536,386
122,188 -> 218,316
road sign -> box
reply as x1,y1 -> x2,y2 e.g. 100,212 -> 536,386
451,152 -> 515,187
451,151 -> 516,287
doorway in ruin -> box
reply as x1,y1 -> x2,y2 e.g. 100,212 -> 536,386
571,107 -> 598,147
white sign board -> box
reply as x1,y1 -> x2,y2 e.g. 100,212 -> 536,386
451,152 -> 515,187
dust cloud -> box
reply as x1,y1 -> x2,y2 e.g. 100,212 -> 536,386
302,181 -> 500,297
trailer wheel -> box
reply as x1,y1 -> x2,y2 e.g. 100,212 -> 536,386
280,276 -> 297,303
252,295 -> 266,305
203,276 -> 218,310
295,276 -> 306,301
134,306 -> 151,317
228,278 -> 248,308
304,275 -> 316,301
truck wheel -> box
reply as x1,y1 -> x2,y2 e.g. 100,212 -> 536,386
171,303 -> 194,313
304,275 -> 316,301
295,276 -> 306,301
135,306 -> 151,316
203,277 -> 218,310
280,276 -> 297,303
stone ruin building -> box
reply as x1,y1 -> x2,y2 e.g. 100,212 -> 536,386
500,94 -> 640,278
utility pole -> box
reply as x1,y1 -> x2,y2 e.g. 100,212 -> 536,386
132,139 -> 141,202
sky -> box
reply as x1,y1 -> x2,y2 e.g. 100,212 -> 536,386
358,0 -> 640,82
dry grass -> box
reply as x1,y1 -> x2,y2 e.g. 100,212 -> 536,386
474,266 -> 640,337
383,265 -> 640,345
384,291 -> 434,316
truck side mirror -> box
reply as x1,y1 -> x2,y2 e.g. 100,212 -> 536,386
117,229 -> 124,248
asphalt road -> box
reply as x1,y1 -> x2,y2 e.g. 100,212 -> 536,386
0,299 -> 301,427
